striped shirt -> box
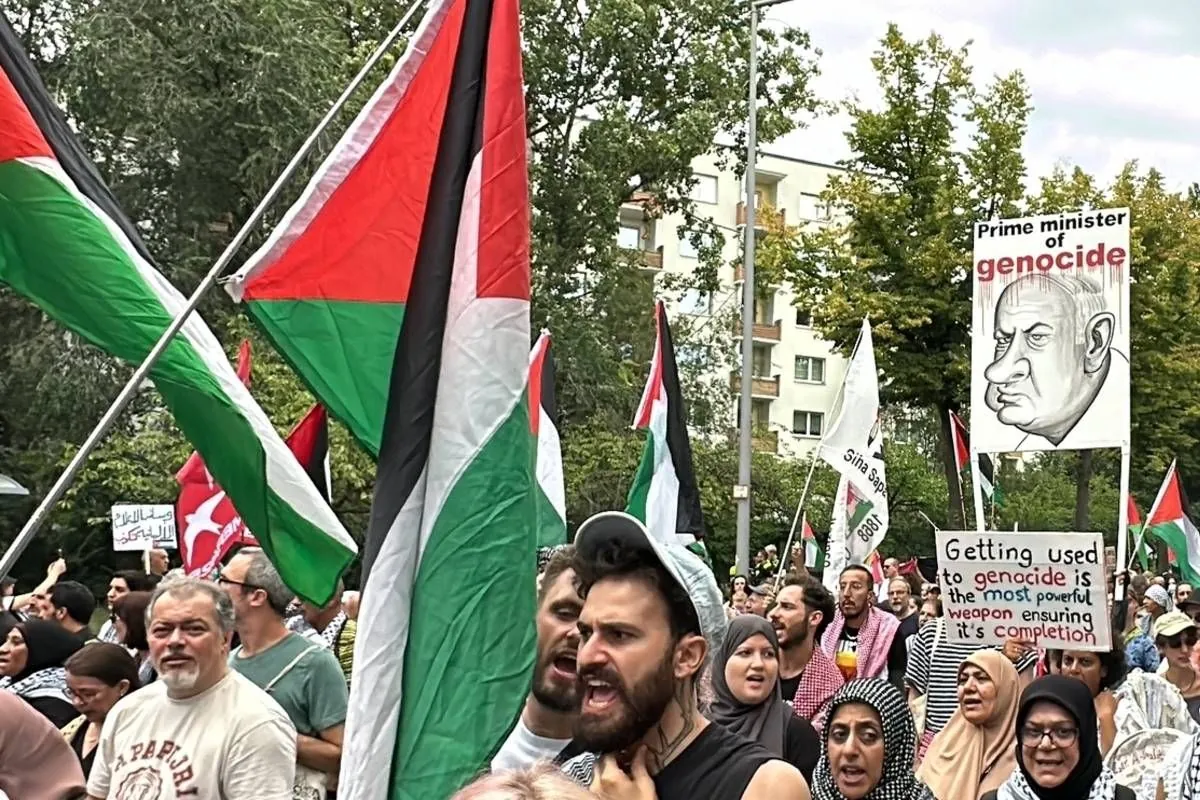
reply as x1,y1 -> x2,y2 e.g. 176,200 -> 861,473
903,619 -> 1038,736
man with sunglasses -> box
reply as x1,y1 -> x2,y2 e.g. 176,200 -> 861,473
1153,611 -> 1200,724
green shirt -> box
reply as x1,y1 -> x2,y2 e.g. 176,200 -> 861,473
230,632 -> 348,736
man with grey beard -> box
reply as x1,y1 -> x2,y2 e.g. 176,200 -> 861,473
562,512 -> 810,799
86,576 -> 296,800
492,546 -> 585,771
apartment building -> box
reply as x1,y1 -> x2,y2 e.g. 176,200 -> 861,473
618,149 -> 850,458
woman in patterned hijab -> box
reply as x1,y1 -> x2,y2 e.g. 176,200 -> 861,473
812,679 -> 937,800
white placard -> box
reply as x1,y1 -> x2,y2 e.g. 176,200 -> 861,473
935,531 -> 1110,651
971,209 -> 1131,453
112,504 -> 177,551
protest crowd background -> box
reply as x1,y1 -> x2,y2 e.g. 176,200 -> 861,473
3,0 -> 1200,798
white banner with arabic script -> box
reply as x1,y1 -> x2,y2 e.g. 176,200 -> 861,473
111,504 -> 176,551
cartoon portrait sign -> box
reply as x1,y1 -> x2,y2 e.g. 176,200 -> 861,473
971,209 -> 1131,453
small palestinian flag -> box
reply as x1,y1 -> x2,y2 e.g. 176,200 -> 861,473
802,514 -> 823,570
530,332 -> 566,547
1127,494 -> 1150,570
0,16 -> 354,604
950,410 -> 1003,504
626,301 -> 705,546
1146,460 -> 1200,585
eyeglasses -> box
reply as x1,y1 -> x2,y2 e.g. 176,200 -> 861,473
1020,725 -> 1078,748
1164,630 -> 1199,649
63,685 -> 104,703
215,576 -> 261,592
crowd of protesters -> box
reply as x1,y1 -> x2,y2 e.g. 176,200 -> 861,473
4,527 -> 1200,799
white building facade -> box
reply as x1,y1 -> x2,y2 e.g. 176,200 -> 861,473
618,149 -> 850,458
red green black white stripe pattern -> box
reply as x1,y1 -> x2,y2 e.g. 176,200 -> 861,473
0,18 -> 355,605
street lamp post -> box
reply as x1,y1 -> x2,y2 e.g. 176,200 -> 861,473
736,0 -> 791,577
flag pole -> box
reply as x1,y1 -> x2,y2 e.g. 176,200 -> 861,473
772,323 -> 865,592
1115,445 -> 1131,601
0,0 -> 426,579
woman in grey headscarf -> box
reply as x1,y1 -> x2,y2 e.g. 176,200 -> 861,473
708,615 -> 820,783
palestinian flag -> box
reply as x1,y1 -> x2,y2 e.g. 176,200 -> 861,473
177,339 -> 252,485
257,0 -> 534,796
1145,460 -> 1200,584
802,514 -> 823,570
530,332 -> 567,547
626,300 -> 705,546
0,16 -> 355,605
1127,494 -> 1150,570
950,409 -> 1001,502
176,407 -> 329,577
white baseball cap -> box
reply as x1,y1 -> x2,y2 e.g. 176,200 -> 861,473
574,511 -> 727,658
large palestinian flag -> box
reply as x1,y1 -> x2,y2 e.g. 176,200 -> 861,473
626,301 -> 705,546
0,15 -> 355,605
243,0 -> 535,797
530,332 -> 567,547
1145,460 -> 1200,584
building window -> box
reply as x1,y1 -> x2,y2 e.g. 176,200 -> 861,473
617,225 -> 641,250
794,355 -> 825,383
691,174 -> 718,204
798,192 -> 830,221
679,289 -> 712,316
795,308 -> 812,327
678,229 -> 699,259
752,345 -> 772,378
752,399 -> 771,428
793,411 -> 823,437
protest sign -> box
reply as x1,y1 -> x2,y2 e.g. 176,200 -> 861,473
935,530 -> 1110,651
111,504 -> 176,551
971,209 -> 1131,453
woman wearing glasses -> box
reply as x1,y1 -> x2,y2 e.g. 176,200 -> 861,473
1154,612 -> 1200,724
983,675 -> 1136,800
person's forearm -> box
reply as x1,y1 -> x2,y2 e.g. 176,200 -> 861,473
1099,715 -> 1116,756
297,733 -> 341,772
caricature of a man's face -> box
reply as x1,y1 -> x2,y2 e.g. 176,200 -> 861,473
983,275 -> 1114,445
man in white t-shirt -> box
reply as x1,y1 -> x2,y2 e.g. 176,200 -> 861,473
86,576 -> 297,800
492,546 -> 583,771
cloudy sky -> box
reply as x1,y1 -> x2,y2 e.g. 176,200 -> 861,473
770,0 -> 1199,191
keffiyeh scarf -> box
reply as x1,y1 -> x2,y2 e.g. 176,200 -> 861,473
0,666 -> 71,704
996,766 -> 1118,800
812,680 -> 936,800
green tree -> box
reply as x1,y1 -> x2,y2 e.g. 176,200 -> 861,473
523,0 -> 822,430
786,25 -> 1031,528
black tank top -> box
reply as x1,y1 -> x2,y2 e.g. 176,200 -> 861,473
654,722 -> 774,800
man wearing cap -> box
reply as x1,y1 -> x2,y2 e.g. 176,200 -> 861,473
563,511 -> 810,799
745,584 -> 773,618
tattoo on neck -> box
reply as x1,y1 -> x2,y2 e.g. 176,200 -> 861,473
648,681 -> 697,772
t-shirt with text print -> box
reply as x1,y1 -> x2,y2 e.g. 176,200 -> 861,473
87,670 -> 297,800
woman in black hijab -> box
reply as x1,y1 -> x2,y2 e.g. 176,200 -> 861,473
0,618 -> 84,727
982,675 -> 1136,800
708,614 -> 820,782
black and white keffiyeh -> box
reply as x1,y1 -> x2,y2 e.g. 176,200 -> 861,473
811,679 -> 937,800
996,766 -> 1117,800
0,666 -> 71,704
320,611 -> 348,649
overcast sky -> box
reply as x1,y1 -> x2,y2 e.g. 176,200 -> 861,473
769,0 -> 1199,191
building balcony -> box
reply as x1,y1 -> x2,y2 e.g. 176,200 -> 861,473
622,245 -> 663,270
729,373 -> 780,398
736,202 -> 785,228
732,320 -> 782,342
727,429 -> 779,454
